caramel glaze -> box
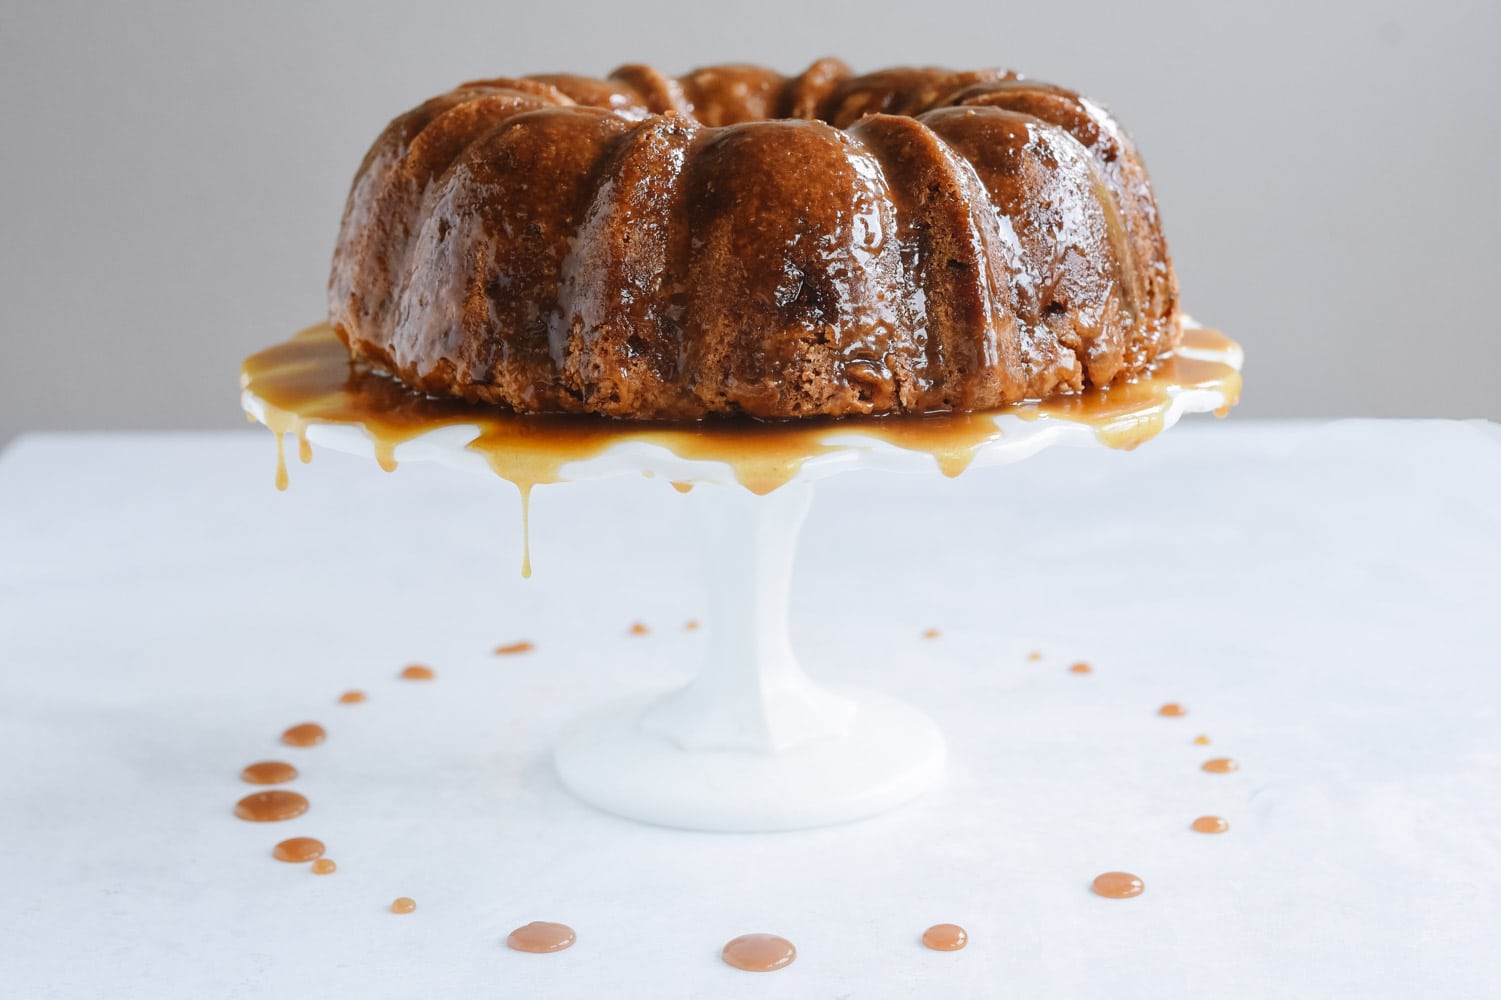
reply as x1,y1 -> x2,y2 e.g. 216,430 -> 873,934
1091,872 -> 1144,899
273,837 -> 325,862
243,322 -> 1239,499
235,790 -> 310,822
506,921 -> 576,953
722,933 -> 796,972
281,722 -> 326,747
922,924 -> 968,951
241,760 -> 298,785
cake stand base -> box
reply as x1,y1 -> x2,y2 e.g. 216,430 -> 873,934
555,688 -> 945,832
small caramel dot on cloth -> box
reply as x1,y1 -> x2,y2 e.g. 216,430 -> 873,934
1091,872 -> 1144,898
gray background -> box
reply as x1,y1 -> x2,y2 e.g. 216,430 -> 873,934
2,0 -> 1497,445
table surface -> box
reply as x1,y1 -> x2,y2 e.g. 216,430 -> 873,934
1,420 -> 1498,1000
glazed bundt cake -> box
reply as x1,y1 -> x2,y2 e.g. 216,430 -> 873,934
329,60 -> 1179,419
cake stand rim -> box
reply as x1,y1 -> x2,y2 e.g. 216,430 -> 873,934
240,316 -> 1241,490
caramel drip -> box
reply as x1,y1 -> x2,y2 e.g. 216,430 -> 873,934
1069,661 -> 1092,674
1202,757 -> 1238,774
494,641 -> 535,655
311,858 -> 336,874
1091,872 -> 1144,899
242,323 -> 1240,497
400,664 -> 435,680
273,432 -> 288,491
921,924 -> 968,951
1017,335 -> 1244,450
670,480 -> 693,493
721,933 -> 796,972
273,837 -> 325,862
628,622 -> 649,635
1191,815 -> 1229,834
391,897 -> 417,914
506,921 -> 576,953
1158,702 -> 1187,717
281,722 -> 326,747
338,690 -> 368,704
297,427 -> 312,464
241,760 -> 298,785
1193,734 -> 1211,746
518,484 -> 533,579
235,790 -> 310,822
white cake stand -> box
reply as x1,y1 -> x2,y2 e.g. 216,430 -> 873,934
242,325 -> 1241,832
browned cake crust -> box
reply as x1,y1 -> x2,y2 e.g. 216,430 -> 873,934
329,60 -> 1179,419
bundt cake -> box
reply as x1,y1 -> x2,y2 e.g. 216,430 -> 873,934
329,60 -> 1179,420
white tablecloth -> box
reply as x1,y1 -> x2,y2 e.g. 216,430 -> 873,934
1,420 -> 1498,999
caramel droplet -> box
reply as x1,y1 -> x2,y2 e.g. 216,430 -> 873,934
628,622 -> 649,636
310,858 -> 336,874
280,722 -> 326,747
273,837 -> 325,862
391,897 -> 416,914
722,933 -> 796,972
506,921 -> 576,953
1026,651 -> 1043,661
1191,815 -> 1229,834
922,628 -> 941,639
338,690 -> 367,704
921,924 -> 968,951
684,619 -> 700,631
240,760 -> 298,785
1202,757 -> 1239,774
235,790 -> 309,822
400,664 -> 435,681
1091,872 -> 1145,899
493,641 -> 535,656
1158,703 -> 1187,717
1069,662 -> 1092,674
670,481 -> 693,494
1193,734 -> 1211,746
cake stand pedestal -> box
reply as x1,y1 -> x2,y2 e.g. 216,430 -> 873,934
242,322 -> 1241,832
